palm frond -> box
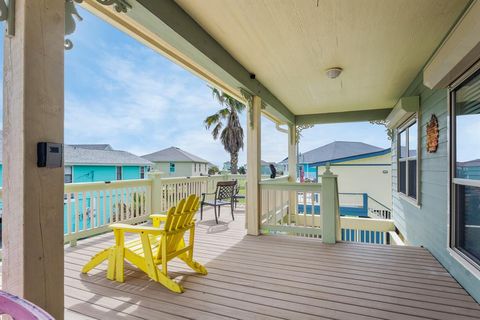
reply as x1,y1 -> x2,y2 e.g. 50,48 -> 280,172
204,113 -> 220,129
212,122 -> 223,140
218,108 -> 230,119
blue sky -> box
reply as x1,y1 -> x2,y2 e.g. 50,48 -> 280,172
0,8 -> 391,167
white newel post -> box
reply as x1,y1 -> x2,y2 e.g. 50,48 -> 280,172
148,171 -> 164,214
2,0 -> 65,318
320,165 -> 341,244
288,124 -> 297,219
246,95 -> 262,235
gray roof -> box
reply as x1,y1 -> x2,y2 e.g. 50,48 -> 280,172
283,141 -> 385,164
142,147 -> 210,163
69,144 -> 113,151
0,133 -> 150,166
64,145 -> 152,166
458,159 -> 480,167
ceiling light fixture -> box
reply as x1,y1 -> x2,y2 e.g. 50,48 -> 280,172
325,67 -> 343,79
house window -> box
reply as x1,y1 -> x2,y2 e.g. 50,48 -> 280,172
64,166 -> 73,183
169,163 -> 175,173
140,166 -> 145,179
450,67 -> 480,268
397,117 -> 418,200
116,166 -> 122,180
194,163 -> 197,172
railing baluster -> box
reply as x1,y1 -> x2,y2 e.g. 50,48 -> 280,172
82,191 -> 87,231
95,190 -> 100,227
66,192 -> 71,235
102,190 -> 107,226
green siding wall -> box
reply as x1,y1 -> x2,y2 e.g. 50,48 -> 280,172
392,73 -> 480,302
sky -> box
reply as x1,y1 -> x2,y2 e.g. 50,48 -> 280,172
0,8 -> 392,167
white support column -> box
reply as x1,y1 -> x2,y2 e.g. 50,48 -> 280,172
288,124 -> 297,219
246,96 -> 261,235
320,166 -> 341,244
2,1 -> 65,318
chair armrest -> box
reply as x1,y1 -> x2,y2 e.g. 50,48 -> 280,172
149,213 -> 168,228
149,213 -> 168,220
109,223 -> 165,235
201,192 -> 216,196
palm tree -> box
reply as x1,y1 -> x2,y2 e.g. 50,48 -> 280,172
204,88 -> 245,174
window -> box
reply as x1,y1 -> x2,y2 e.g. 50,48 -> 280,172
116,166 -> 122,180
450,67 -> 480,268
194,163 -> 197,172
140,166 -> 145,179
169,163 -> 175,173
64,166 -> 73,183
397,118 -> 418,200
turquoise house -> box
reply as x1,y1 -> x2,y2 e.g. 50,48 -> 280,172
0,143 -> 151,187
63,144 -> 151,184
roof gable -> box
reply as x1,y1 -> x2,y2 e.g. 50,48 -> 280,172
142,147 -> 209,163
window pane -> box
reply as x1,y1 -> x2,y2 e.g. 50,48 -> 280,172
408,160 -> 417,199
408,122 -> 417,158
399,161 -> 406,194
455,71 -> 480,180
116,166 -> 122,180
399,130 -> 407,158
455,184 -> 480,264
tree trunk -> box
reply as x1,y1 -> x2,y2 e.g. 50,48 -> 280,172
230,152 -> 238,174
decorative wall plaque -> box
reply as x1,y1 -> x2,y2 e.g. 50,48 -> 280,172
426,114 -> 439,153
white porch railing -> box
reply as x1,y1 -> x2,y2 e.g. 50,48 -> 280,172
0,171 -> 400,250
64,179 -> 152,246
259,172 -> 398,245
260,180 -> 323,237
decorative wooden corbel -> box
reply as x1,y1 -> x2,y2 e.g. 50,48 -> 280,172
0,0 -> 15,37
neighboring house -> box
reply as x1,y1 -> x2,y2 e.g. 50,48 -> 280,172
64,145 -> 152,183
222,161 -> 231,172
142,147 -> 210,177
282,141 -> 392,212
0,140 -> 151,186
457,159 -> 480,180
261,160 -> 283,176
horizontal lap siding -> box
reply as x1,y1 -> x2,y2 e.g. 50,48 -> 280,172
392,73 -> 480,302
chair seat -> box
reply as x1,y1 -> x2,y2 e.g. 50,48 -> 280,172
202,200 -> 232,206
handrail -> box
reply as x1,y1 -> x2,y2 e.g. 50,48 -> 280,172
260,180 -> 321,192
367,195 -> 392,211
65,179 -> 151,192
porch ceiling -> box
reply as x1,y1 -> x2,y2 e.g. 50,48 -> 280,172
175,0 -> 468,116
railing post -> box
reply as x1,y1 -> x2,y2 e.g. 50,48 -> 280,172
148,171 -> 164,214
288,124 -> 297,222
320,165 -> 340,244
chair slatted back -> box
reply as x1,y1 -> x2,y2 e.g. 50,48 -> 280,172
216,180 -> 237,200
156,195 -> 199,260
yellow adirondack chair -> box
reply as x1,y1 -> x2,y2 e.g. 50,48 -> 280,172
82,194 -> 207,293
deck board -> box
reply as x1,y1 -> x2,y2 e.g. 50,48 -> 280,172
14,206 -> 480,319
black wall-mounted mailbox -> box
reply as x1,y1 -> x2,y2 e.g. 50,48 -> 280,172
37,142 -> 63,168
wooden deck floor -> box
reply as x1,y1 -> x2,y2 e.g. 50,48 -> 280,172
63,206 -> 480,320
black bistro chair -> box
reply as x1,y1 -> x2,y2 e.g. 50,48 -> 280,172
200,180 -> 237,224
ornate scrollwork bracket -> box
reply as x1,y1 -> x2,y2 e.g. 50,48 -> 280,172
0,0 -> 15,37
65,0 -> 131,50
295,124 -> 313,144
97,0 -> 132,13
65,0 -> 83,50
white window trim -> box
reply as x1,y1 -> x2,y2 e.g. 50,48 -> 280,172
448,62 -> 480,271
116,166 -> 122,180
396,115 -> 420,205
65,165 -> 73,183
